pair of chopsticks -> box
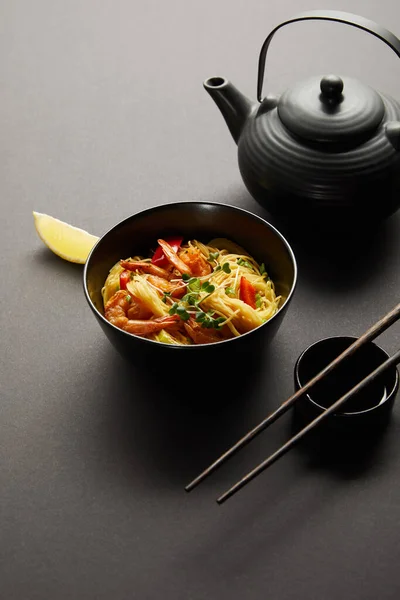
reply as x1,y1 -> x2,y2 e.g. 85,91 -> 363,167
185,302 -> 400,504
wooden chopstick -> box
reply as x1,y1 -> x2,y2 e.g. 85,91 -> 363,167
185,301 -> 400,492
217,348 -> 400,504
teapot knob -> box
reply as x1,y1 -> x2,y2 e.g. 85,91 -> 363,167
386,121 -> 400,150
320,75 -> 344,101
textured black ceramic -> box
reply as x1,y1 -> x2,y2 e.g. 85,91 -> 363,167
204,11 -> 400,232
83,202 -> 297,362
294,336 -> 399,432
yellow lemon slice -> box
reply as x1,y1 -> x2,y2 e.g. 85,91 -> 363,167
33,211 -> 99,264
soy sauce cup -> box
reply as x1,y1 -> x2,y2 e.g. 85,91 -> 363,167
294,336 -> 399,432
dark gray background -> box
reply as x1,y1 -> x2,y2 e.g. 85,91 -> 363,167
2,1 -> 400,598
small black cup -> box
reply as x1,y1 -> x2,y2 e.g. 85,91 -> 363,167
294,336 -> 399,433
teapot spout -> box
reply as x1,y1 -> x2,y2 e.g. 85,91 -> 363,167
204,77 -> 254,144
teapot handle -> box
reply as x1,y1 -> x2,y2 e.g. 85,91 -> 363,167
257,10 -> 400,102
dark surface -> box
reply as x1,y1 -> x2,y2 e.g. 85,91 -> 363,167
2,1 -> 400,599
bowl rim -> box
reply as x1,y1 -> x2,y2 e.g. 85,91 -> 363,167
294,335 -> 399,417
83,201 -> 298,349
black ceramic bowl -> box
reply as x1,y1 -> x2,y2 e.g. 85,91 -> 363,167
83,202 -> 297,361
294,336 -> 399,432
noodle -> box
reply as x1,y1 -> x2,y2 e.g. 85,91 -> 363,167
102,238 -> 282,345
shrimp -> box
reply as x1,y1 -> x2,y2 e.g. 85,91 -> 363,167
157,239 -> 192,275
179,246 -> 212,276
120,260 -> 172,281
147,275 -> 186,299
127,300 -> 153,320
105,290 -> 180,336
183,319 -> 222,345
105,290 -> 152,323
122,315 -> 180,336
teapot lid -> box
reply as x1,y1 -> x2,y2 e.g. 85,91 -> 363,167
277,75 -> 385,145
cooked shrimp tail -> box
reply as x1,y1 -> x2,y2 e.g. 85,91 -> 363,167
147,275 -> 186,299
157,239 -> 192,275
179,246 -> 212,276
120,260 -> 173,280
184,318 -> 221,345
122,314 -> 180,336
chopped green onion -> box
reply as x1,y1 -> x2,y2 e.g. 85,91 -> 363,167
214,317 -> 226,329
188,278 -> 201,292
201,281 -> 215,293
225,287 -> 235,296
182,273 -> 191,282
169,302 -> 179,315
237,258 -> 253,269
194,308 -> 224,329
125,295 -> 132,303
259,262 -> 269,279
176,306 -> 190,321
255,293 -> 262,308
208,251 -> 219,262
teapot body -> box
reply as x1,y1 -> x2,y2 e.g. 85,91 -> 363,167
204,10 -> 400,232
238,92 -> 400,231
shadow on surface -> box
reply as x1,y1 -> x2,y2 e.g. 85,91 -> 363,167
96,343 -> 276,486
176,411 -> 396,581
290,408 -> 393,480
181,471 -> 335,580
274,212 -> 400,294
212,188 -> 400,294
33,247 -> 84,278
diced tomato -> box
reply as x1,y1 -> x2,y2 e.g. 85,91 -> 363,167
239,276 -> 256,308
152,236 -> 184,268
119,270 -> 130,290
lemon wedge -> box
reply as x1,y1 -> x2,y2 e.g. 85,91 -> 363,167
33,211 -> 99,264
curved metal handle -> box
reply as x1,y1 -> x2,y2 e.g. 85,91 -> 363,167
257,10 -> 400,102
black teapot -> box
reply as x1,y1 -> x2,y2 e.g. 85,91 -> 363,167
204,11 -> 400,232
